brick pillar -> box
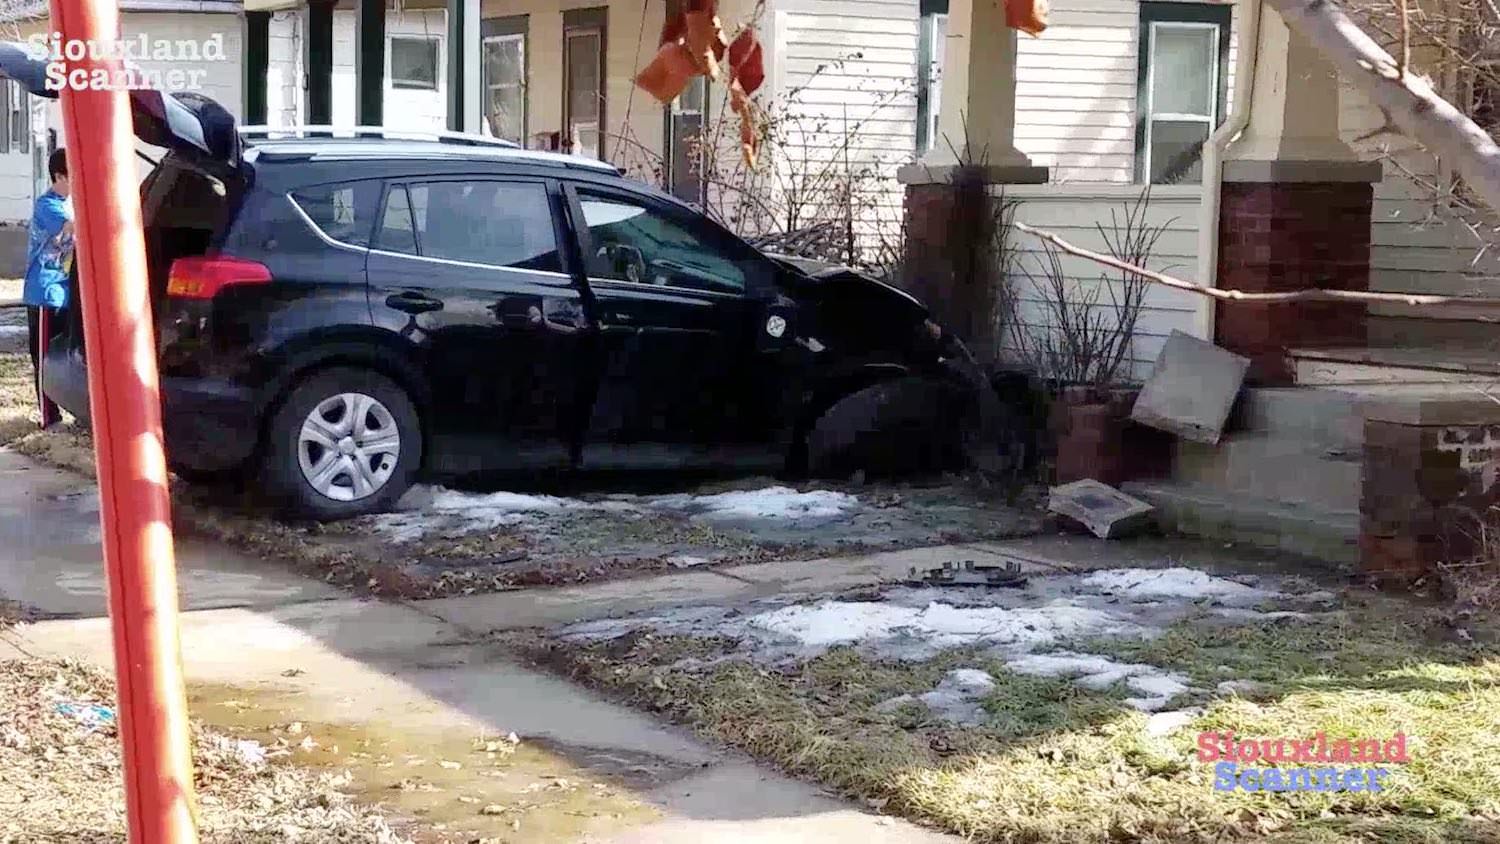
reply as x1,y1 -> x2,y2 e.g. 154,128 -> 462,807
1361,414 -> 1500,584
898,165 -> 1047,362
1214,171 -> 1379,384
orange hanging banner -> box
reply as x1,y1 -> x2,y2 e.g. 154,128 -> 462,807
48,0 -> 199,839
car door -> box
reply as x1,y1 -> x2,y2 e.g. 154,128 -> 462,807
367,176 -> 591,473
562,182 -> 802,465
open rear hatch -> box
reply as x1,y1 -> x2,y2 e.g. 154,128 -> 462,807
0,42 -> 245,415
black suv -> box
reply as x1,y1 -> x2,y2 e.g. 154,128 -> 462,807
36,102 -> 989,519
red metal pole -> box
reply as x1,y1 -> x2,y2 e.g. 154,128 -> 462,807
48,0 -> 199,839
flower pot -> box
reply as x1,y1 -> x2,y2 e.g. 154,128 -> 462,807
1053,399 -> 1127,486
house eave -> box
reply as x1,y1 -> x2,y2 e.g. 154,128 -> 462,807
0,0 -> 242,21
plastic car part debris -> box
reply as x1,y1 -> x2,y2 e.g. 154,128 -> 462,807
906,560 -> 1028,589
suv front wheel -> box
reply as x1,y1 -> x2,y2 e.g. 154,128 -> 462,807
261,368 -> 422,520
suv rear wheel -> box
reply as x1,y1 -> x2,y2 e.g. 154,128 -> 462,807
261,368 -> 421,520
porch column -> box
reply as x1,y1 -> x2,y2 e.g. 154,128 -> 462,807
895,0 -> 1046,362
304,0 -> 335,125
1213,3 -> 1382,384
900,0 -> 1045,179
446,0 -> 481,132
356,0 -> 385,126
244,11 -> 270,125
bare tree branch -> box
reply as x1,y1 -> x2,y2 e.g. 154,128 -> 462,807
1267,0 -> 1500,212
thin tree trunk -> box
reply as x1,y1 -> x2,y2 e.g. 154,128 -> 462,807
1265,0 -> 1500,212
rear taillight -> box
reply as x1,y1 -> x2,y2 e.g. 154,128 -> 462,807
166,255 -> 272,299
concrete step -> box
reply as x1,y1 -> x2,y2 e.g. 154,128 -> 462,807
1175,434 -> 1362,512
1232,387 -> 1366,455
1290,346 -> 1498,386
1123,480 -> 1359,567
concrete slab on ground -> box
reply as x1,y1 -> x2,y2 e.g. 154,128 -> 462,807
419,545 -> 1084,635
0,449 -> 341,616
9,597 -> 956,842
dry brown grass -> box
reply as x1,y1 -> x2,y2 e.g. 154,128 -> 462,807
0,658 -> 411,842
518,590 -> 1500,844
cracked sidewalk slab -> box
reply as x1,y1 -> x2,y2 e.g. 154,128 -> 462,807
416,543 -> 1081,635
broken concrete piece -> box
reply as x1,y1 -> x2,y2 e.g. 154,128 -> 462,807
1048,480 -> 1155,539
1130,330 -> 1250,444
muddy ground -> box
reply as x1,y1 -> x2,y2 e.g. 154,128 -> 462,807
186,473 -> 1045,599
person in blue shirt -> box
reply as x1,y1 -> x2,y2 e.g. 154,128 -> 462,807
23,149 -> 73,428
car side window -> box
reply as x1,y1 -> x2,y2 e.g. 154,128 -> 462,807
377,184 -> 419,255
576,191 -> 746,294
290,180 -> 381,247
378,180 -> 562,273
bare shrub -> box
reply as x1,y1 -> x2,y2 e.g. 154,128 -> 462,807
1002,189 -> 1170,397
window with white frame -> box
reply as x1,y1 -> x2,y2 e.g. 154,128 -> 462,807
1136,2 -> 1230,184
390,35 -> 441,91
482,17 -> 527,144
563,8 -> 607,160
916,0 -> 948,154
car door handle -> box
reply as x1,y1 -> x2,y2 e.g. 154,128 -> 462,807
386,291 -> 444,315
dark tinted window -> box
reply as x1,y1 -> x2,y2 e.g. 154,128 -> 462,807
379,180 -> 562,272
376,184 -> 419,255
291,181 -> 381,247
577,191 -> 745,294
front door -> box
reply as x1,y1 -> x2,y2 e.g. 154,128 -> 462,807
563,183 -> 800,467
367,177 -> 590,473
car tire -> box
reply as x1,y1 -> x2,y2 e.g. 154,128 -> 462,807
805,376 -> 969,479
170,461 -> 248,489
260,367 -> 422,520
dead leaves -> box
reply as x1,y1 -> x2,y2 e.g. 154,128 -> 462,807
1007,0 -> 1050,37
634,0 -> 767,167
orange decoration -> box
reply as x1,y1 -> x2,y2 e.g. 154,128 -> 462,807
637,0 -> 764,166
726,29 -> 764,95
635,41 -> 698,104
1006,0 -> 1049,36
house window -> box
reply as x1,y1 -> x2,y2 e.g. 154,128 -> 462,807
482,17 -> 527,143
390,36 -> 441,91
563,8 -> 607,159
0,80 -> 30,155
916,0 -> 948,154
1135,2 -> 1230,184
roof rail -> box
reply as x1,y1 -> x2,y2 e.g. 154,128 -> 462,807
237,125 -> 521,149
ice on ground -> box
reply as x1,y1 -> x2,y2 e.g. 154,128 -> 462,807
744,599 -> 1138,655
1004,650 -> 1191,708
650,486 -> 856,522
1079,567 -> 1269,606
1144,708 -> 1202,737
667,555 -> 712,568
917,668 -> 997,726
372,484 -> 860,542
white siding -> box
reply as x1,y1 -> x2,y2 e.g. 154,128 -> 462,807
765,0 -> 919,241
1000,184 -> 1203,379
1014,0 -> 1237,184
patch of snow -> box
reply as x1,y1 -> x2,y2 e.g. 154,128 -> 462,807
1079,567 -> 1270,606
917,669 -> 997,726
1143,708 -> 1201,737
1127,672 -> 1190,699
656,486 -> 857,522
1005,650 -> 1190,709
744,599 -> 1136,654
1210,607 -> 1313,622
668,555 -> 711,568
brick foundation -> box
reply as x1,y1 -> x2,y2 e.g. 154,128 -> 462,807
900,178 -> 1004,360
1361,420 -> 1500,582
1214,180 -> 1374,384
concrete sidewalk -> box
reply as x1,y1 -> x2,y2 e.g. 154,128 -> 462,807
0,449 -> 340,616
0,447 -> 960,843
